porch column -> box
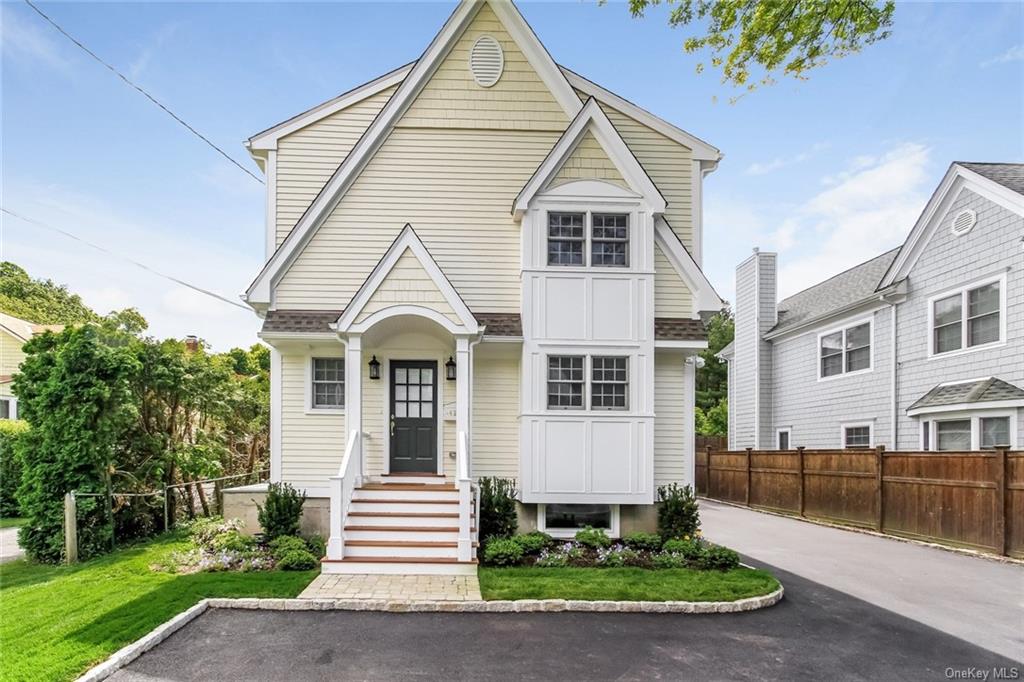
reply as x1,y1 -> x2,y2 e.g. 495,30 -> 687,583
345,334 -> 363,477
455,336 -> 471,455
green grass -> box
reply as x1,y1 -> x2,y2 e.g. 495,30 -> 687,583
0,533 -> 316,682
479,567 -> 779,602
0,517 -> 27,529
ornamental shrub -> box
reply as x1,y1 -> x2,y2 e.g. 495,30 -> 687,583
0,420 -> 28,517
534,547 -> 570,567
511,531 -> 552,555
699,545 -> 740,571
574,526 -> 612,549
269,534 -> 308,560
657,483 -> 701,541
305,534 -> 327,558
277,548 -> 317,571
651,552 -> 686,569
662,537 -> 705,562
257,482 -> 305,539
622,531 -> 662,551
478,477 -> 518,542
483,537 -> 524,566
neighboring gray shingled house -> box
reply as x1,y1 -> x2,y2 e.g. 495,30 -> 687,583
721,161 -> 1024,451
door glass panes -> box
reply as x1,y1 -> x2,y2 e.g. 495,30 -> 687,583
393,364 -> 434,422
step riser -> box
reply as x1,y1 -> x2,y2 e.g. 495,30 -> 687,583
321,561 -> 477,576
346,515 -> 465,527
345,529 -> 459,542
354,489 -> 460,502
344,545 -> 459,559
350,502 -> 462,514
376,476 -> 449,485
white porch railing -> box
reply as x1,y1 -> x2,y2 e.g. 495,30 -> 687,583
456,430 -> 476,562
327,430 -> 362,560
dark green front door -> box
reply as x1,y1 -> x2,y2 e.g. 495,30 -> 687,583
389,360 -> 438,473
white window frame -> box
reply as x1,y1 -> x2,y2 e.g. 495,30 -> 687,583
306,355 -> 346,415
776,427 -> 792,451
537,503 -> 621,539
545,210 -> 630,269
545,354 -> 632,413
0,396 -> 17,421
817,317 -> 874,381
926,272 -> 1007,360
918,409 -> 1018,451
840,421 -> 874,449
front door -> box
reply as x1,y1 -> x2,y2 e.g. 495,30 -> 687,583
389,360 -> 438,473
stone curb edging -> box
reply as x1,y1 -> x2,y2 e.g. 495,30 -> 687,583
76,586 -> 783,681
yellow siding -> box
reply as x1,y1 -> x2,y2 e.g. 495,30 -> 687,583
400,3 -> 567,132
471,352 -> 520,478
0,330 -> 26,378
280,352 -> 345,487
275,127 -> 559,311
275,84 -> 398,246
654,241 -> 693,318
354,248 -> 460,325
654,352 -> 688,486
0,383 -> 13,398
549,129 -> 628,189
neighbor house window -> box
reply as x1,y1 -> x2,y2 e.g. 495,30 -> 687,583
922,414 -> 1015,450
820,321 -> 871,378
539,504 -> 619,538
843,424 -> 872,448
931,279 -> 1002,355
590,356 -> 628,410
311,358 -> 344,409
935,419 -> 971,451
980,417 -> 1010,449
0,398 -> 12,420
777,429 -> 791,450
591,214 -> 629,267
547,356 -> 584,409
547,212 -> 585,266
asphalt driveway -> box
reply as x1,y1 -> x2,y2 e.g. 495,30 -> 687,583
109,563 -> 1020,681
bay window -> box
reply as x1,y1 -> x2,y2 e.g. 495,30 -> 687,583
547,211 -> 629,267
546,354 -> 630,411
921,413 -> 1015,450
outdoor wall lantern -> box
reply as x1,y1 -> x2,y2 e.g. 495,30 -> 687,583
445,356 -> 457,381
368,355 -> 381,380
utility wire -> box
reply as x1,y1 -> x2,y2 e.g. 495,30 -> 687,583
23,0 -> 263,185
1,207 -> 252,312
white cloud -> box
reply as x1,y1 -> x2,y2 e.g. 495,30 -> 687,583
2,183 -> 262,350
745,142 -> 829,176
0,8 -> 74,74
128,22 -> 181,80
981,44 -> 1024,68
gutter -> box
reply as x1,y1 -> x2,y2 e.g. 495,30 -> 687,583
763,279 -> 908,341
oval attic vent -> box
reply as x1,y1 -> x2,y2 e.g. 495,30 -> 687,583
951,209 -> 977,236
469,35 -> 503,87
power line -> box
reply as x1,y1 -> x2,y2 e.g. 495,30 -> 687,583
23,0 -> 263,185
1,207 -> 252,312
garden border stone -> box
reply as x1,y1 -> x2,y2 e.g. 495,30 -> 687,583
76,586 -> 783,681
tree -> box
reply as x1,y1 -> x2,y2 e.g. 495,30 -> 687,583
696,398 -> 728,436
0,262 -> 98,324
622,0 -> 895,96
696,309 -> 733,412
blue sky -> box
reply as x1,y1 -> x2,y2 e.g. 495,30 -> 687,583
2,1 -> 1021,349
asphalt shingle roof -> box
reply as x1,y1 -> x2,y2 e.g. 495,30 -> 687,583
654,318 -> 707,341
958,162 -> 1024,196
475,313 -> 522,337
261,310 -> 341,334
770,249 -> 899,335
908,377 -> 1024,412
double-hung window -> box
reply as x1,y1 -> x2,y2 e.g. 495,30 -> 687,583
932,280 -> 1002,355
923,415 -> 1012,450
311,358 -> 344,409
547,356 -> 584,409
547,211 -> 629,267
591,356 -> 628,410
843,424 -> 872,449
820,321 -> 871,378
547,355 -> 630,410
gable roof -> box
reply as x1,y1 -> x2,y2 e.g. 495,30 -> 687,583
654,218 -> 725,315
957,162 -> 1024,195
0,312 -> 63,343
513,97 -> 665,218
907,377 -> 1024,416
245,0 -> 582,305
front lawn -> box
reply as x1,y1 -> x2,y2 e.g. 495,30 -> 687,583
0,516 -> 27,529
0,532 -> 316,682
479,566 -> 779,602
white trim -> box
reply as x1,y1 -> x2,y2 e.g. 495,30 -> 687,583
559,66 -> 721,162
907,399 -> 1024,417
305,354 -> 346,416
654,218 -> 724,313
246,64 -> 412,151
258,331 -> 339,342
335,224 -> 480,335
775,427 -> 791,451
879,164 -> 1024,289
514,98 -> 666,218
840,421 -> 875,448
245,0 -> 583,305
925,272 -> 1007,360
918,409 -> 1018,450
816,316 -> 874,382
654,340 -> 707,350
264,149 -> 277,259
269,348 -> 282,482
0,396 -> 18,421
536,503 -> 621,539
381,356 -> 447,477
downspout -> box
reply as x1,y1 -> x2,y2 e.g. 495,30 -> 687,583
890,302 -> 898,450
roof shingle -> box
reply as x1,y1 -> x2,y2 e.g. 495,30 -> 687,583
958,162 -> 1024,196
908,377 -> 1024,412
654,317 -> 707,341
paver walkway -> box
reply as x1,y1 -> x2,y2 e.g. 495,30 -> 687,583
700,498 -> 1024,661
298,573 -> 482,601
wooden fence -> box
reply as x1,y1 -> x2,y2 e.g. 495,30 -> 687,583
695,447 -> 1023,558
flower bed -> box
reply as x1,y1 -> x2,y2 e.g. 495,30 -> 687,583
157,517 -> 324,574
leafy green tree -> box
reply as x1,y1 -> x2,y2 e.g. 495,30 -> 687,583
622,0 -> 895,96
695,398 -> 728,436
696,309 -> 733,412
0,262 -> 98,324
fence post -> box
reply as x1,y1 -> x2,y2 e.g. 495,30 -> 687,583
744,448 -> 752,506
703,445 -> 712,496
995,447 -> 1008,556
797,447 -> 806,517
163,486 -> 170,533
64,492 -> 78,564
875,445 -> 885,532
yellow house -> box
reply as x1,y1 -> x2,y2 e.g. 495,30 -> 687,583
236,0 -> 724,574
0,313 -> 63,419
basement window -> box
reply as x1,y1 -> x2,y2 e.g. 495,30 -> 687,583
538,504 -> 620,538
